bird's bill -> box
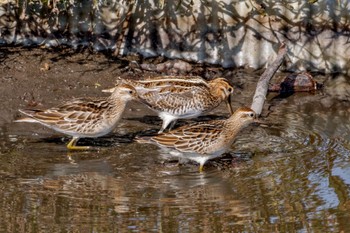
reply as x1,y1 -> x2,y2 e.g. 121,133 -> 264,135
102,87 -> 116,93
252,117 -> 267,127
226,95 -> 234,115
136,95 -> 152,107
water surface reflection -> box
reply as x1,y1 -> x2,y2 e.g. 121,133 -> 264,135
1,74 -> 350,232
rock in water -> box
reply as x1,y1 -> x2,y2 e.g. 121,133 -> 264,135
269,73 -> 323,94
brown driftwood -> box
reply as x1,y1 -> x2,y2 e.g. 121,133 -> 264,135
251,43 -> 288,115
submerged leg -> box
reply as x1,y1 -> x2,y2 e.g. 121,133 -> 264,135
66,137 -> 90,150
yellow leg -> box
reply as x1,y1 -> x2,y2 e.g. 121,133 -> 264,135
66,137 -> 90,150
199,163 -> 204,173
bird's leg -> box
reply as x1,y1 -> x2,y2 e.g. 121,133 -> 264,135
168,120 -> 177,131
158,119 -> 172,134
158,128 -> 165,134
66,137 -> 90,150
199,163 -> 204,173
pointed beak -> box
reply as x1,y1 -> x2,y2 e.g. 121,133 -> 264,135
136,95 -> 151,107
102,87 -> 116,93
252,117 -> 268,127
226,95 -> 234,115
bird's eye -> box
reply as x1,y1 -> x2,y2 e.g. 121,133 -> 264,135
228,87 -> 233,93
249,113 -> 254,118
129,90 -> 134,94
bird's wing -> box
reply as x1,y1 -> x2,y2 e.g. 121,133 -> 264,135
137,76 -> 208,87
123,76 -> 208,93
141,86 -> 205,112
18,98 -> 109,131
151,120 -> 225,154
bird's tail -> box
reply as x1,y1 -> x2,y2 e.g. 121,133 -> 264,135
134,135 -> 153,144
14,117 -> 38,123
14,109 -> 40,123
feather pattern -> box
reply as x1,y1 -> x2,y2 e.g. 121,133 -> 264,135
15,83 -> 139,149
136,107 -> 257,171
151,121 -> 226,154
109,76 -> 234,132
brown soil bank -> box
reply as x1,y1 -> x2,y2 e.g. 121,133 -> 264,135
0,46 -> 244,125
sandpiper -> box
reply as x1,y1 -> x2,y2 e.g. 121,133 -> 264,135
136,107 -> 257,172
104,76 -> 234,133
15,83 -> 139,150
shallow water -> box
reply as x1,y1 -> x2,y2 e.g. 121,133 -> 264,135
2,73 -> 350,232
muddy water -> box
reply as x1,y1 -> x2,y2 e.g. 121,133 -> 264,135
1,73 -> 350,232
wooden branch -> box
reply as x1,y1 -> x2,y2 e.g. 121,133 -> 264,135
250,43 -> 288,116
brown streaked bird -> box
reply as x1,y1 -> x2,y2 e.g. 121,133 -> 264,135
15,83 -> 139,150
104,76 -> 234,133
136,107 -> 257,172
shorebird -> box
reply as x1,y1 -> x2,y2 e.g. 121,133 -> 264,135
136,107 -> 257,172
104,76 -> 234,133
15,83 -> 139,150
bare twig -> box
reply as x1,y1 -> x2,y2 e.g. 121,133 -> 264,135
251,43 -> 288,115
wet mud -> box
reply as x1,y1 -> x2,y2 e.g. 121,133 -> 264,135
2,46 -> 350,232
